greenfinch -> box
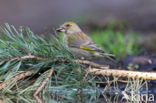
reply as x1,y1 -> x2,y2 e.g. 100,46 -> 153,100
56,22 -> 115,60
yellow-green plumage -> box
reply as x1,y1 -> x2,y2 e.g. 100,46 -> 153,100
57,22 -> 115,59
67,32 -> 91,44
79,46 -> 94,51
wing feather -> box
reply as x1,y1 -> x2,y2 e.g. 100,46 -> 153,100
67,32 -> 115,59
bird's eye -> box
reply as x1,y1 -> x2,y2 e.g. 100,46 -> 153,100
66,24 -> 71,27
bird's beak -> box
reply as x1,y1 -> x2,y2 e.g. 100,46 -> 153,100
56,25 -> 66,32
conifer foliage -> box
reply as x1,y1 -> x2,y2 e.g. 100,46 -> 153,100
0,24 -> 84,94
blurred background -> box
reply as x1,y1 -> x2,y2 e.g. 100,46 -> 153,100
0,0 -> 156,33
0,0 -> 156,59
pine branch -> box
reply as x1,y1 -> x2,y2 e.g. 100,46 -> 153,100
0,55 -> 47,62
86,68 -> 156,80
33,68 -> 54,96
1,55 -> 156,80
0,55 -> 109,68
75,59 -> 109,69
0,71 -> 33,90
34,95 -> 44,103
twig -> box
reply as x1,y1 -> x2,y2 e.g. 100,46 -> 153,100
86,68 -> 156,80
34,95 -> 44,103
0,55 -> 108,68
57,59 -> 109,68
75,59 -> 109,69
117,80 -> 129,83
2,55 -> 156,80
0,71 -> 33,90
0,55 -> 47,62
33,68 -> 54,96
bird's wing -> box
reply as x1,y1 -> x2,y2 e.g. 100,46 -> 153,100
70,40 -> 104,53
80,41 -> 104,52
68,33 -> 115,59
71,40 -> 115,57
67,32 -> 101,51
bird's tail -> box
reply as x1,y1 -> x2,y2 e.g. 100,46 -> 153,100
101,53 -> 116,62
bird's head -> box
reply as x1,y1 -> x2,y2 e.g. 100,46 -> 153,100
56,22 -> 82,34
